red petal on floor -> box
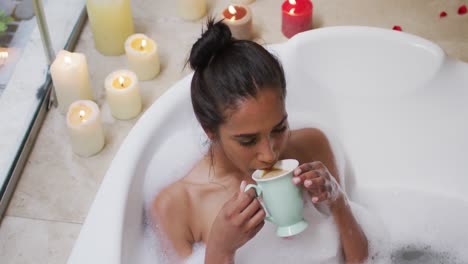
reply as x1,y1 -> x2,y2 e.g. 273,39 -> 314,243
458,4 -> 467,15
439,11 -> 447,18
392,25 -> 402,31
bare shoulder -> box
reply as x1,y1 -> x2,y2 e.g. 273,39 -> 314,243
289,128 -> 333,157
152,181 -> 191,219
287,128 -> 339,180
150,180 -> 193,257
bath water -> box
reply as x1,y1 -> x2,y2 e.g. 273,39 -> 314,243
140,199 -> 388,264
139,118 -> 467,263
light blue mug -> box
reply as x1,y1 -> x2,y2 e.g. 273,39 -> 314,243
245,159 -> 308,237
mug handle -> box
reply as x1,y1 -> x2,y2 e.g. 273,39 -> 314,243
244,184 -> 274,223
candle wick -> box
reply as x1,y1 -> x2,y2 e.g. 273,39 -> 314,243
79,110 -> 86,122
118,76 -> 126,88
140,39 -> 147,51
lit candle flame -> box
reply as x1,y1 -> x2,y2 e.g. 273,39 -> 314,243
289,7 -> 295,14
289,0 -> 296,4
118,76 -> 125,87
228,5 -> 237,21
79,110 -> 86,122
0,51 -> 8,60
64,55 -> 72,64
140,39 -> 147,50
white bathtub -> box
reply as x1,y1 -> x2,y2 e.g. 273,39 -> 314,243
68,26 -> 468,263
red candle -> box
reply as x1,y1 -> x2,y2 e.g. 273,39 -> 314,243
281,0 -> 313,38
221,5 -> 253,40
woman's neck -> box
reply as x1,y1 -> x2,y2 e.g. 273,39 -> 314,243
205,144 -> 248,185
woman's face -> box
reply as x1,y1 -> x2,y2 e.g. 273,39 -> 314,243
216,88 -> 289,175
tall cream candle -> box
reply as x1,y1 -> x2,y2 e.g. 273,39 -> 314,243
50,50 -> 94,113
125,34 -> 160,81
86,0 -> 135,55
221,5 -> 253,40
66,100 -> 105,157
176,0 -> 207,21
105,70 -> 142,120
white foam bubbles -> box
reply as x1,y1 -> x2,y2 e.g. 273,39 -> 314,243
143,124 -> 208,212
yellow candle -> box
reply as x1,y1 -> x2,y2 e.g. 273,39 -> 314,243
105,70 -> 142,120
221,5 -> 253,40
125,34 -> 160,81
50,50 -> 94,113
176,0 -> 207,21
66,100 -> 105,157
86,0 -> 135,55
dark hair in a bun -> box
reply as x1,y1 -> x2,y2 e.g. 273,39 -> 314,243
190,19 -> 286,135
189,19 -> 232,71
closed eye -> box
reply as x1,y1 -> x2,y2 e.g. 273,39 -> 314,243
239,137 -> 257,147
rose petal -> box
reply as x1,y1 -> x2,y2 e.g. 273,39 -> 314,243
392,25 -> 402,31
459,4 -> 467,15
439,11 -> 447,18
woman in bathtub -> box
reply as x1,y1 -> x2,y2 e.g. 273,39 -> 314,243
151,19 -> 368,264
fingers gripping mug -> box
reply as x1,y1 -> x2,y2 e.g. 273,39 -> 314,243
245,159 -> 308,237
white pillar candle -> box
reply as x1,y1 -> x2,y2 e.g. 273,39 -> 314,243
86,0 -> 135,55
176,0 -> 207,21
50,50 -> 94,114
105,70 -> 142,120
66,100 -> 105,157
124,34 -> 160,81
231,0 -> 255,5
221,5 -> 253,40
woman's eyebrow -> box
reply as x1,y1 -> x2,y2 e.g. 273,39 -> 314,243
233,133 -> 257,139
232,115 -> 288,138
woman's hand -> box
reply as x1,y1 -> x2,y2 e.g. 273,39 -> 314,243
205,181 -> 265,263
292,161 -> 344,206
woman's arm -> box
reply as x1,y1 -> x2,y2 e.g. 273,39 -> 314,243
151,184 -> 194,261
291,128 -> 369,263
205,186 -> 265,264
330,196 -> 368,263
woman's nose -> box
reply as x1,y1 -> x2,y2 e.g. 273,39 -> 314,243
257,137 -> 276,165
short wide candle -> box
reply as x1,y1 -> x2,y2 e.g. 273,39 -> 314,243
66,100 -> 105,157
105,70 -> 142,120
281,0 -> 313,38
50,50 -> 94,113
86,0 -> 135,55
221,5 -> 253,40
125,34 -> 160,81
176,0 -> 207,21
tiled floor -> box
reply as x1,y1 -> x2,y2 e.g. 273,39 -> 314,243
0,0 -> 467,263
